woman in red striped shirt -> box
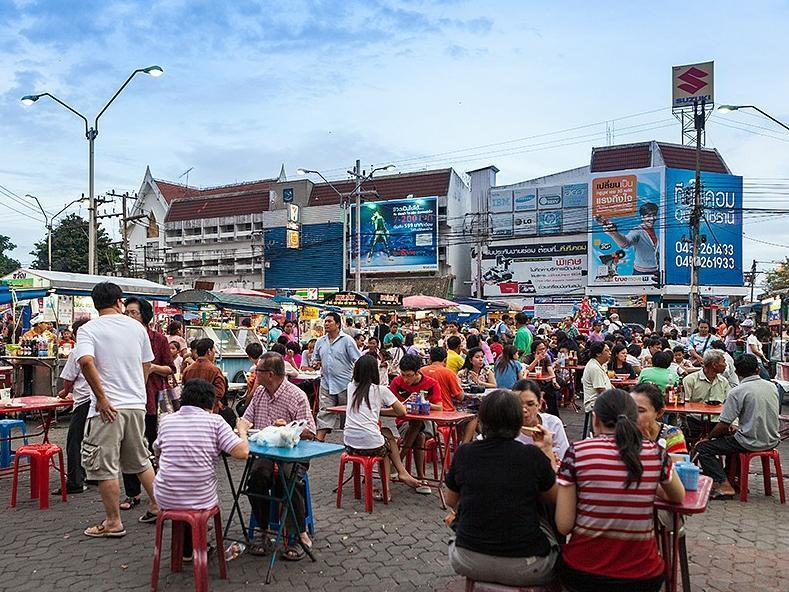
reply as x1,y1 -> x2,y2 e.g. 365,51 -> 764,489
555,388 -> 685,592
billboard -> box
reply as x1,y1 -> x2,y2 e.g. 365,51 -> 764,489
487,182 -> 587,237
589,167 -> 663,289
349,196 -> 438,274
664,168 -> 743,286
480,242 -> 587,297
672,61 -> 714,109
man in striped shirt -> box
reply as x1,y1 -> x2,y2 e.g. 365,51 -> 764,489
237,352 -> 316,560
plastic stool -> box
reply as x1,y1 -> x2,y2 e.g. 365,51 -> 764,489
404,437 -> 439,480
11,443 -> 66,510
728,448 -> 785,503
465,578 -> 550,591
336,452 -> 389,513
247,472 -> 315,540
151,506 -> 227,592
437,425 -> 459,468
0,419 -> 28,468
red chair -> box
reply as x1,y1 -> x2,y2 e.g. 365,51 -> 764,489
150,506 -> 227,592
436,424 -> 459,467
465,578 -> 550,591
336,452 -> 389,513
728,449 -> 786,504
404,437 -> 439,480
10,443 -> 66,510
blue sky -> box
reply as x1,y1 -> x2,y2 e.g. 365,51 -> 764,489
1,0 -> 789,275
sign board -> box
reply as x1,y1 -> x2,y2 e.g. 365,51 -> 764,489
488,182 -> 587,237
286,228 -> 300,249
368,292 -> 403,308
301,306 -> 320,320
589,167 -> 663,290
672,61 -> 714,109
479,242 -> 587,297
533,296 -> 579,320
194,280 -> 215,290
349,196 -> 439,273
283,187 -> 294,203
306,288 -> 319,301
287,204 -> 300,226
664,168 -> 742,286
322,291 -> 370,308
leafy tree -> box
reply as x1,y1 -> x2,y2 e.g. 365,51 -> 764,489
0,234 -> 21,276
30,214 -> 120,274
764,258 -> 789,293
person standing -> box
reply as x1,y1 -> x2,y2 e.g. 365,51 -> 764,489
76,282 -> 158,537
513,313 -> 533,356
181,338 -> 227,411
445,336 -> 465,374
581,342 -> 612,420
120,297 -> 175,512
313,312 -> 361,441
695,354 -> 780,499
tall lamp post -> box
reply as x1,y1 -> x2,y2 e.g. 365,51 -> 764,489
718,104 -> 789,132
297,163 -> 394,292
21,65 -> 164,275
25,195 -> 87,271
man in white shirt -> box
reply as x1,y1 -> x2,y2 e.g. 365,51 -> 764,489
581,342 -> 613,438
75,282 -> 157,538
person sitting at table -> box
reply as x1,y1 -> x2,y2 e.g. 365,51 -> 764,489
353,332 -> 367,351
300,338 -> 317,369
444,389 -> 560,587
466,333 -> 494,364
629,383 -> 688,455
403,332 -> 422,357
626,343 -> 643,375
609,344 -> 636,379
238,352 -> 316,560
695,354 -> 781,499
681,349 -> 730,440
710,340 -> 739,388
637,350 -> 678,396
522,339 -> 562,416
555,388 -> 685,592
153,379 -> 249,562
445,336 -> 465,374
669,345 -> 695,378
512,378 -> 569,464
268,343 -> 300,380
421,347 -> 464,411
388,354 -> 442,495
493,344 -> 524,390
457,347 -> 496,390
343,355 -> 423,495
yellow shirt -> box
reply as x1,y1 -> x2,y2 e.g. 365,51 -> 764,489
446,349 -> 465,374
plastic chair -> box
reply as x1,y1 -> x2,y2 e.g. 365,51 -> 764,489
404,437 -> 439,480
247,472 -> 314,540
436,424 -> 459,468
336,452 -> 389,513
465,578 -> 550,591
151,506 -> 227,592
728,448 -> 786,503
10,443 -> 66,510
0,419 -> 28,468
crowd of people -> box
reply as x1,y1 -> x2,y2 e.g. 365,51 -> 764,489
22,285 -> 785,589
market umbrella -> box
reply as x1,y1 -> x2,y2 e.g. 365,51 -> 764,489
403,295 -> 459,310
456,303 -> 481,314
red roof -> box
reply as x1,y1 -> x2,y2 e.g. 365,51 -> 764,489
656,142 -> 729,173
155,179 -> 274,205
308,169 -> 452,207
590,143 -> 652,172
164,181 -> 274,222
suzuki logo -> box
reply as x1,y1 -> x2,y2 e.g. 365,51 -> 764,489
678,67 -> 709,94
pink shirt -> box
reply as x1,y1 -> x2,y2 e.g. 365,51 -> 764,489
153,406 -> 241,510
243,378 -> 316,434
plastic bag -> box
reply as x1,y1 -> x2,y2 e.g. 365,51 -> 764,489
249,420 -> 307,448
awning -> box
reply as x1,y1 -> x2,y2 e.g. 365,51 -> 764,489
0,286 -> 50,306
1,269 -> 174,300
453,297 -> 509,315
272,295 -> 341,312
170,289 -> 280,313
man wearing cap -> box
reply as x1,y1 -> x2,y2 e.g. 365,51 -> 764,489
21,315 -> 56,343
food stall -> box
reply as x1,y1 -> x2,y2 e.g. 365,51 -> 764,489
270,294 -> 342,343
169,289 -> 280,381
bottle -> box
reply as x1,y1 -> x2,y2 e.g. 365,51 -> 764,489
559,353 -> 566,368
666,385 -> 676,405
677,382 -> 685,405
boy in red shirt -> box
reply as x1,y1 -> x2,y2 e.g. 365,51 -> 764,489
389,354 -> 441,494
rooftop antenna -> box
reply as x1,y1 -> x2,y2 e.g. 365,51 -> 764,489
179,167 -> 194,198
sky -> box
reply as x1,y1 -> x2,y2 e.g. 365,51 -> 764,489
1,0 -> 789,283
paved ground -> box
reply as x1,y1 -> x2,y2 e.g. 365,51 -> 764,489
1,404 -> 787,592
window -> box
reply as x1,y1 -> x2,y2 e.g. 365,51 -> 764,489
147,213 -> 160,239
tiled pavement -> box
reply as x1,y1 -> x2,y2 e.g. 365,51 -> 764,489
0,406 -> 787,592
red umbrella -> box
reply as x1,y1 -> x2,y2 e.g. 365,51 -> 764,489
402,295 -> 458,310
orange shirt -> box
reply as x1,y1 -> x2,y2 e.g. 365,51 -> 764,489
422,363 -> 463,411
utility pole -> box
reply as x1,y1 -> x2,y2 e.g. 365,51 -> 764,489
688,97 -> 706,326
354,159 -> 362,293
749,259 -> 757,303
106,191 -> 145,276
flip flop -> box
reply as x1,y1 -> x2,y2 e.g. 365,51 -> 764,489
84,524 -> 126,538
415,485 -> 432,495
709,490 -> 735,500
119,496 -> 141,510
282,544 -> 307,562
138,510 -> 158,523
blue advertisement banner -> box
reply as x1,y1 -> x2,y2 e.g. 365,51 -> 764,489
350,197 -> 439,273
589,167 -> 663,288
664,169 -> 743,286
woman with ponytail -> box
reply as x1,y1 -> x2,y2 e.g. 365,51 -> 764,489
555,388 -> 685,592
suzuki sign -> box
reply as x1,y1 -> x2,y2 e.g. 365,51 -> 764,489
672,61 -> 714,109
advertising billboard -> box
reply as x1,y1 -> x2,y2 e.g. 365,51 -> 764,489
480,242 -> 587,297
672,61 -> 714,109
588,167 -> 663,289
487,182 -> 587,237
664,168 -> 743,286
349,196 -> 438,274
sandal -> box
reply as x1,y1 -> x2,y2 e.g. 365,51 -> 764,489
248,538 -> 274,557
415,485 -> 432,495
372,489 -> 392,502
138,510 -> 158,524
119,496 -> 141,511
710,489 -> 735,500
84,523 -> 126,538
282,545 -> 306,562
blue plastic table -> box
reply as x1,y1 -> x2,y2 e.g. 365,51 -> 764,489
223,440 -> 343,583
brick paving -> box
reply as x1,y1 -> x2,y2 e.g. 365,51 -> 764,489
0,406 -> 787,592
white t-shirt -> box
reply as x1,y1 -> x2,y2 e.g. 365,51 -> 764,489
343,381 -> 397,450
73,314 -> 154,418
516,412 -> 570,460
746,334 -> 763,358
59,350 -> 92,406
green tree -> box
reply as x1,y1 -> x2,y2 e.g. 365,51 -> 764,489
764,258 -> 789,293
0,234 -> 21,276
30,214 -> 120,274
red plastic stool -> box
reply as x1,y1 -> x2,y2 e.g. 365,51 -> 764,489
336,452 -> 389,513
150,505 -> 227,592
465,578 -> 550,591
437,424 -> 459,467
728,449 -> 786,503
404,437 -> 439,480
11,443 -> 66,510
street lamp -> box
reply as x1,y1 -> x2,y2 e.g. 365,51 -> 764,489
717,104 -> 789,132
21,65 -> 164,274
25,194 -> 86,271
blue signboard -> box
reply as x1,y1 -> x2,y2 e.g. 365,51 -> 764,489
350,196 -> 439,273
664,169 -> 743,286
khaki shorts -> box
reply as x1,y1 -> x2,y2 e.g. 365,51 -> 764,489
315,388 -> 347,431
81,409 -> 152,481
